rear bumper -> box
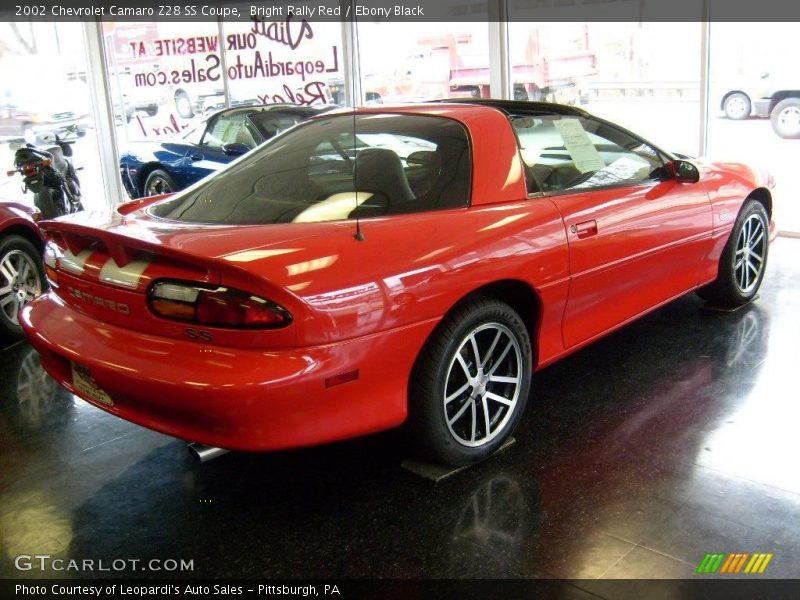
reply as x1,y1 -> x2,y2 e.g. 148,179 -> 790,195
20,293 -> 437,451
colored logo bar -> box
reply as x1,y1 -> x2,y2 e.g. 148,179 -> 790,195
697,552 -> 773,574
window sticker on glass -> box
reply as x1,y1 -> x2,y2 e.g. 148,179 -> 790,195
573,156 -> 654,189
553,118 -> 606,173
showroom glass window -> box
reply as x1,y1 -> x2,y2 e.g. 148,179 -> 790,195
511,114 -> 665,194
707,19 -> 799,233
356,15 -> 494,102
150,114 -> 471,224
221,4 -> 344,108
506,18 -> 703,157
0,23 -> 104,210
103,21 -> 224,146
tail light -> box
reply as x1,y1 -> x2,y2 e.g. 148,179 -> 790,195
149,281 -> 292,329
43,242 -> 60,286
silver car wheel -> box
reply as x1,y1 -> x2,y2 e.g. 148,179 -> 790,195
443,322 -> 522,448
0,249 -> 42,326
733,213 -> 767,294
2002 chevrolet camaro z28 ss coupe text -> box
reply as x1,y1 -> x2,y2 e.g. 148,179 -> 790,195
21,100 -> 776,465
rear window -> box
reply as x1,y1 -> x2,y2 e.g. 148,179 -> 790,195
150,113 -> 471,225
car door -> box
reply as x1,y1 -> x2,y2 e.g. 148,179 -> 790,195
512,113 -> 713,348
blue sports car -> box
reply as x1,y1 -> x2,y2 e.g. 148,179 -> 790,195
119,104 -> 334,198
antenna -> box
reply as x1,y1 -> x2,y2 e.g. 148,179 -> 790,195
350,0 -> 365,242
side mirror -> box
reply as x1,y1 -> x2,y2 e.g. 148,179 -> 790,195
222,143 -> 250,156
672,159 -> 700,183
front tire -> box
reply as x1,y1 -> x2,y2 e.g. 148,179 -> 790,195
723,92 -> 751,120
771,98 -> 800,139
0,235 -> 46,340
409,298 -> 532,466
697,199 -> 769,307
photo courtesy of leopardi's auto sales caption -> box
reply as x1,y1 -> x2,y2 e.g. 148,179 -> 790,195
14,583 -> 341,597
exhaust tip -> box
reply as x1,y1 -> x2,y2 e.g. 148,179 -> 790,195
188,443 -> 230,463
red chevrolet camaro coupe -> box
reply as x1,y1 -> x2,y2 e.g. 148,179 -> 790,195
20,100 -> 775,465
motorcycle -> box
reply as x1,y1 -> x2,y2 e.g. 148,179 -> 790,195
7,127 -> 83,219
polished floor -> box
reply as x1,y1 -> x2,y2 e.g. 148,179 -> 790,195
1,238 -> 799,588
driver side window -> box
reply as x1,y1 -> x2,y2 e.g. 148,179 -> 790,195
511,114 -> 665,194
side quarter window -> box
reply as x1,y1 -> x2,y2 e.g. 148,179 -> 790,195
511,114 -> 665,194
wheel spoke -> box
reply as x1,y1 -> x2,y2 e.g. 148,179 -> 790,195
0,261 -> 16,283
445,382 -> 471,404
481,330 -> 502,370
481,396 -> 491,438
749,249 -> 763,264
749,228 -> 764,249
0,284 -> 12,297
7,297 -> 19,321
468,334 -> 482,371
485,391 -> 514,407
0,292 -> 15,308
18,260 -> 31,283
487,341 -> 513,376
470,399 -> 477,442
489,374 -> 520,384
456,353 -> 472,379
448,397 -> 473,426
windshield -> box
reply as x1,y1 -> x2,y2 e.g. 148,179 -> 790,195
150,113 -> 471,225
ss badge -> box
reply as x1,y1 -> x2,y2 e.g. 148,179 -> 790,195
185,328 -> 214,342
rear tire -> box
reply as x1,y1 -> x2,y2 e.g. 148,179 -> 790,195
408,298 -> 532,466
697,199 -> 769,307
0,235 -> 46,341
143,169 -> 178,197
770,98 -> 800,138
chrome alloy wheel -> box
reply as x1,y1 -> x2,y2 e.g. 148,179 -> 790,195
733,213 -> 767,294
146,175 -> 174,196
443,322 -> 522,447
0,249 -> 42,326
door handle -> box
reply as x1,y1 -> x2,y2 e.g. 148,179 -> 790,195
571,220 -> 598,239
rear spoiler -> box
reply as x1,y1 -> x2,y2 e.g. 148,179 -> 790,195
40,219 -> 219,276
